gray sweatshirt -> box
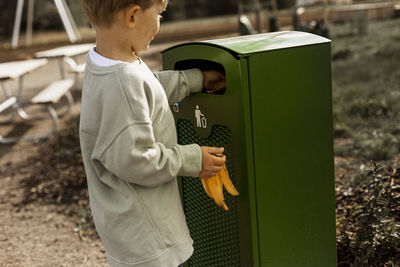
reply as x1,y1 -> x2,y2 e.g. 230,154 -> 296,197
79,56 -> 203,267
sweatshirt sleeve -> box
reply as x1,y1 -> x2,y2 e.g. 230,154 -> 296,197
154,68 -> 203,104
94,122 -> 202,187
90,66 -> 203,187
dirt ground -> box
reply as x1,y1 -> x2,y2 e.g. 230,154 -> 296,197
0,101 -> 109,266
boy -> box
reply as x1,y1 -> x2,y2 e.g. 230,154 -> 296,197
79,0 -> 226,266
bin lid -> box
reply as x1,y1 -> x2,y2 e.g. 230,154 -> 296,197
162,31 -> 330,56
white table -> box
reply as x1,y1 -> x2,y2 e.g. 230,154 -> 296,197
0,58 -> 48,81
0,58 -> 48,123
0,58 -> 76,143
35,43 -> 93,79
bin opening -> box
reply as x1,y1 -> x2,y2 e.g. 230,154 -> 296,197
175,60 -> 226,95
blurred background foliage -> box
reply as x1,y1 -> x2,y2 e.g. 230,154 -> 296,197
0,0 -> 322,41
0,0 -> 395,41
0,0 -> 246,40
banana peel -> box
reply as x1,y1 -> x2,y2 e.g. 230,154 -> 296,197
201,178 -> 212,198
200,163 -> 239,211
220,164 -> 239,196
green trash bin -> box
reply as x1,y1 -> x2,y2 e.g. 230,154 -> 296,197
161,31 -> 337,267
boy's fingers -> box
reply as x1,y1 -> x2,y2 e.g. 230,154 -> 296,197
207,165 -> 224,176
203,70 -> 226,92
215,77 -> 226,89
209,165 -> 223,172
206,146 -> 224,154
213,155 -> 226,166
201,146 -> 223,152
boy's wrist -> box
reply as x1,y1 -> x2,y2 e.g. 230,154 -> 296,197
182,68 -> 203,93
176,143 -> 202,177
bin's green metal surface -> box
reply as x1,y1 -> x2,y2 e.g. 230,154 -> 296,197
161,31 -> 337,267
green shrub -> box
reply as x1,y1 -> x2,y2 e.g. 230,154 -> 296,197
337,163 -> 400,266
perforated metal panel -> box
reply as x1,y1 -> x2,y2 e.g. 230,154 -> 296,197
177,119 -> 241,266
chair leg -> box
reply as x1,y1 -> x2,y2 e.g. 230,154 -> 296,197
0,108 -> 18,125
55,91 -> 74,118
1,80 -> 46,121
74,72 -> 79,90
16,105 -> 49,121
0,104 -> 58,144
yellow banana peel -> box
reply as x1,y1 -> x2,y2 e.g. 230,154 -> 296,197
220,164 -> 239,196
200,163 -> 239,211
201,177 -> 212,198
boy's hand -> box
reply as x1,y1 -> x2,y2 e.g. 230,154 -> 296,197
198,146 -> 226,178
202,70 -> 226,93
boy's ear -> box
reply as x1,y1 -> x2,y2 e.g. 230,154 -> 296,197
124,4 -> 141,28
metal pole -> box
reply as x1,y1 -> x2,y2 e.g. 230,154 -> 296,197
53,0 -> 78,43
26,0 -> 35,46
58,57 -> 65,79
11,0 -> 24,49
60,0 -> 82,40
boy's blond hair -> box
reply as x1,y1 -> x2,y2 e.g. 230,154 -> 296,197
80,0 -> 164,27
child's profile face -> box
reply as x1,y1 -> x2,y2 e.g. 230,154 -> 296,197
132,1 -> 167,52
